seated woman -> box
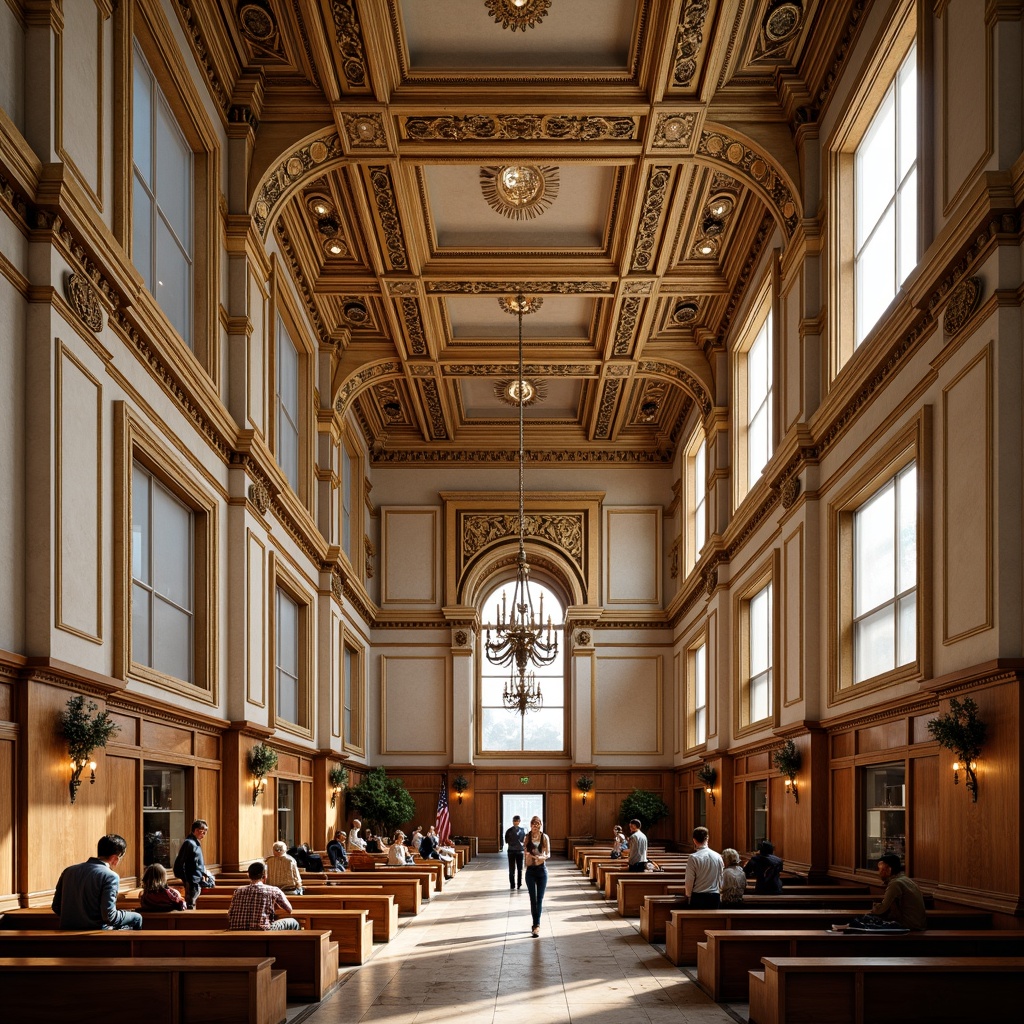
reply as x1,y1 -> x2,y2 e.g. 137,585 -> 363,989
720,848 -> 746,904
140,862 -> 187,911
365,830 -> 382,854
387,831 -> 414,865
610,826 -> 627,859
266,841 -> 304,894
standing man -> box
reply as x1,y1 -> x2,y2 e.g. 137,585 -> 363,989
872,854 -> 928,930
505,814 -> 525,890
174,818 -> 214,909
685,826 -> 725,908
627,818 -> 648,872
52,833 -> 143,930
227,860 -> 301,931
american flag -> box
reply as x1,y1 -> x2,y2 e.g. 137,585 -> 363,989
434,774 -> 451,846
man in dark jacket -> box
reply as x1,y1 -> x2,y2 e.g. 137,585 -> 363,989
52,833 -> 143,930
174,819 -> 214,909
504,815 -> 525,890
326,831 -> 348,871
743,839 -> 784,894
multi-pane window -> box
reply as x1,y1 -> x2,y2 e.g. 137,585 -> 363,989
747,583 -> 773,723
275,589 -> 300,724
686,430 -> 706,573
853,463 -> 917,682
132,43 -> 193,348
855,43 -> 917,346
693,642 -> 707,746
343,645 -> 354,745
132,462 -> 194,683
340,442 -> 352,556
746,311 -> 773,490
480,579 -> 565,752
276,316 -> 300,492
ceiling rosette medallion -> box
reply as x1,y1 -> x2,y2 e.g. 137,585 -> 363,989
484,0 -> 551,32
480,165 -> 559,220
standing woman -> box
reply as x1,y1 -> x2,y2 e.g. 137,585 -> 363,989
523,815 -> 550,937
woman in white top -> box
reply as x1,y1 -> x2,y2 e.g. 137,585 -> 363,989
265,841 -> 303,894
523,815 -> 551,937
387,831 -> 412,865
720,848 -> 746,904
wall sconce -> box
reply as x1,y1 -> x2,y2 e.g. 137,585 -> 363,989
247,743 -> 278,807
928,697 -> 985,803
452,774 -> 469,805
772,739 -> 801,804
696,763 -> 717,806
952,759 -> 978,800
329,766 -> 349,809
784,776 -> 798,800
69,758 -> 97,803
576,775 -> 594,807
59,695 -> 119,805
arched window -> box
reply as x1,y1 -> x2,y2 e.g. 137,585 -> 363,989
479,577 -> 566,753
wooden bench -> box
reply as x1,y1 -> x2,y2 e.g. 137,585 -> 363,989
639,886 -> 872,941
748,956 -> 1024,1024
0,927 -> 340,1001
0,955 -> 287,1023
601,865 -> 687,899
664,908 -> 993,965
211,875 -> 423,916
698,928 -> 1024,1001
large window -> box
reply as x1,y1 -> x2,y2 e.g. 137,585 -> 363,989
746,311 -> 773,491
132,462 -> 194,683
275,589 -> 300,725
685,429 -> 706,573
480,579 -> 565,753
855,43 -> 917,347
737,577 -> 773,731
686,639 -> 707,750
854,463 -> 917,683
275,315 -> 300,493
342,640 -> 364,754
132,42 -> 193,348
734,278 -> 774,506
340,440 -> 353,557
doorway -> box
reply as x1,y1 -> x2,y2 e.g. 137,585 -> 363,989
500,792 -> 545,848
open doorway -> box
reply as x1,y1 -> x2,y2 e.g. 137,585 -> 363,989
500,792 -> 545,849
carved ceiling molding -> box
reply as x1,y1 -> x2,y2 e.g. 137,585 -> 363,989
401,114 -> 639,142
631,165 -> 672,272
697,128 -> 799,235
335,360 -> 404,415
173,1 -> 230,113
253,131 -> 344,237
329,0 -> 368,89
672,0 -> 712,88
636,359 -> 712,417
593,377 -> 624,439
368,166 -> 409,270
484,0 -> 552,31
369,446 -> 672,465
427,280 -> 612,295
399,297 -> 428,356
754,1 -> 806,62
341,112 -> 388,151
652,111 -> 698,150
418,376 -> 449,439
444,362 -> 595,377
807,0 -> 869,123
612,296 -> 643,356
461,510 -> 584,569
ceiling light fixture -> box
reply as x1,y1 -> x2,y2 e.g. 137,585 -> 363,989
480,165 -> 559,221
484,293 -> 557,717
484,0 -> 551,32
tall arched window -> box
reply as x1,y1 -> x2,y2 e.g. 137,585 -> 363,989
479,577 -> 566,753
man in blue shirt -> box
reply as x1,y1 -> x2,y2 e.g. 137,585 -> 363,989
504,815 -> 525,890
52,833 -> 143,930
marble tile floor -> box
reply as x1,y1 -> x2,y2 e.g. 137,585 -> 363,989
289,854 -> 742,1024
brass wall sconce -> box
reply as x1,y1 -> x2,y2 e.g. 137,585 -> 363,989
772,739 -> 801,804
329,765 -> 349,809
952,759 -> 978,799
784,775 -> 798,799
453,774 -> 469,805
928,697 -> 986,803
69,757 -> 97,802
247,742 -> 278,807
576,775 -> 594,806
696,763 -> 717,806
59,694 -> 119,805
251,776 -> 267,806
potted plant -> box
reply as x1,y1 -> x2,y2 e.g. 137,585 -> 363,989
248,742 -> 278,806
928,697 -> 986,801
329,765 -> 349,808
772,739 -> 801,801
576,775 -> 595,806
619,788 -> 670,831
60,695 -> 120,804
349,767 -> 416,837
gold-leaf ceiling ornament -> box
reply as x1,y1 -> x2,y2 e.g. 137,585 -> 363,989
480,165 -> 559,220
484,0 -> 551,32
494,377 -> 547,407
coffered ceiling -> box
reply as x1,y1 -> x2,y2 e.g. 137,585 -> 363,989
188,0 -> 858,463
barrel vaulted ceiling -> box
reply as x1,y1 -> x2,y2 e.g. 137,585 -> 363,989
184,0 -> 862,463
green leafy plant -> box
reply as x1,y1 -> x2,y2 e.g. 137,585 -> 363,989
928,697 -> 986,802
772,739 -> 801,801
350,767 -> 416,836
695,763 -> 716,789
452,774 -> 469,804
619,788 -> 670,830
329,765 -> 349,808
60,695 -> 120,804
576,775 -> 594,806
248,743 -> 279,806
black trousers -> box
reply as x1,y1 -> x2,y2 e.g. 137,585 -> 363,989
628,861 -> 648,872
688,890 -> 721,909
507,849 -> 524,887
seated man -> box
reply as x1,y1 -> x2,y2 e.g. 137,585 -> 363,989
872,853 -> 927,930
326,831 -> 348,871
743,839 -> 784,894
265,841 -> 303,894
52,833 -> 143,931
228,860 -> 301,931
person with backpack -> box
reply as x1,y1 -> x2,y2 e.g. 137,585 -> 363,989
743,839 -> 784,894
174,819 -> 215,909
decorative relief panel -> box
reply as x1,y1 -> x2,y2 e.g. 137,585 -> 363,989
427,280 -> 612,295
329,0 -> 368,89
652,111 -> 698,150
341,112 -> 387,151
419,377 -> 448,439
613,297 -> 642,356
335,360 -> 403,414
637,360 -> 712,416
672,0 -> 713,88
64,273 -> 103,332
253,132 -> 344,236
399,297 -> 428,355
594,378 -> 624,439
369,166 -> 409,270
631,166 -> 672,272
461,511 -> 584,569
401,114 -> 639,142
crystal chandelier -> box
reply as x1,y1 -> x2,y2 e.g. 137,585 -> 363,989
484,293 -> 558,715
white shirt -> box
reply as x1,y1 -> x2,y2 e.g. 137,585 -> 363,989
685,844 -> 724,895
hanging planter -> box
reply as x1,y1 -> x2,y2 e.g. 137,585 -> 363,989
928,697 -> 986,802
248,743 -> 278,806
772,739 -> 801,801
576,775 -> 594,806
59,695 -> 120,804
329,765 -> 349,808
695,763 -> 717,805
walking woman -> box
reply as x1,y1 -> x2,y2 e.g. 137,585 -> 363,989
524,814 -> 551,937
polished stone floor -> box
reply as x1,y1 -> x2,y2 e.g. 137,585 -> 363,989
293,853 -> 739,1024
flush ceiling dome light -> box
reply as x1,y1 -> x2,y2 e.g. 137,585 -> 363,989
494,376 -> 547,407
480,165 -> 559,221
485,0 -> 551,32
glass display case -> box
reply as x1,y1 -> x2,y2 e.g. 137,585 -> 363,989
863,762 -> 906,866
142,764 -> 186,867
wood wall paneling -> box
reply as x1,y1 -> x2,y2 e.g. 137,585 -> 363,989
0,738 -> 14,902
910,753 -> 939,883
830,765 -> 856,873
106,754 -> 139,883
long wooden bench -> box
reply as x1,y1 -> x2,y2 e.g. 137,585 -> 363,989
601,865 -> 688,899
0,955 -> 287,1022
698,928 -> 1024,1001
0,926 -> 340,1001
748,955 -> 1024,1024
639,886 -> 872,940
210,875 -> 423,915
664,908 -> 993,965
